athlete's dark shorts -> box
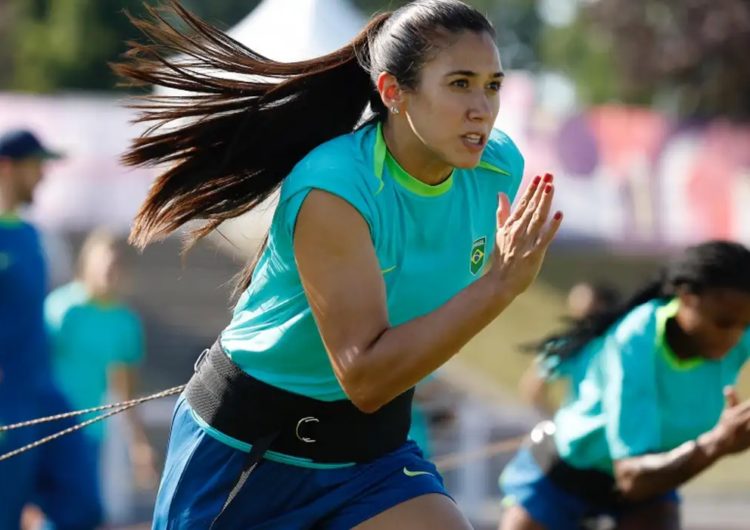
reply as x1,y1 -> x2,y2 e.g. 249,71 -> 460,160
499,445 -> 680,530
153,394 -> 452,529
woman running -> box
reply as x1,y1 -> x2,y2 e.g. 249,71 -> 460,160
116,1 -> 562,528
499,240 -> 750,530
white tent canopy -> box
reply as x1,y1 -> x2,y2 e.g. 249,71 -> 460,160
227,0 -> 367,61
154,0 -> 368,255
154,0 -> 368,96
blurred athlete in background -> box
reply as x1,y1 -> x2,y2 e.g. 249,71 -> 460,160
45,228 -> 157,522
500,241 -> 750,530
0,128 -> 102,530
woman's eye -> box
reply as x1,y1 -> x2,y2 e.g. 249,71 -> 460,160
451,79 -> 469,88
488,82 -> 503,92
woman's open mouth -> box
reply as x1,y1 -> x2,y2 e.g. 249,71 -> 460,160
460,133 -> 487,153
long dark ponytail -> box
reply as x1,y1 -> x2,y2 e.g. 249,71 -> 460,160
529,240 -> 750,363
113,0 -> 495,292
113,1 -> 390,251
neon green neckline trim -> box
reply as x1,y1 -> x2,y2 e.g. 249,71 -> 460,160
386,151 -> 454,197
0,212 -> 21,226
374,122 -> 454,198
655,298 -> 704,370
478,160 -> 510,176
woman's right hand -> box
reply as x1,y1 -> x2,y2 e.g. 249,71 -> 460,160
490,173 -> 562,298
708,386 -> 750,456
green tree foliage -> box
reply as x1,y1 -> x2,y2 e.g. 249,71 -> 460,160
0,0 -> 256,93
4,0 -> 152,92
593,0 -> 750,120
545,0 -> 750,120
0,0 -> 541,94
538,17 -> 625,106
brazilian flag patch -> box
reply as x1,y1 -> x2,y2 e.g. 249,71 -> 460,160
470,236 -> 486,276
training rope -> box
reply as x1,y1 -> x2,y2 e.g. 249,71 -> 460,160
0,385 -> 526,468
434,435 -> 525,472
0,385 -> 186,462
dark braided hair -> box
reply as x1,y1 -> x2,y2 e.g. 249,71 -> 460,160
529,240 -> 750,363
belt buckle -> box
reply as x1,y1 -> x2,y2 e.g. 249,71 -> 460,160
295,416 -> 319,443
194,348 -> 209,373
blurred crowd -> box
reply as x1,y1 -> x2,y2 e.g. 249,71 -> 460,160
21,226 -> 158,528
0,128 -> 156,529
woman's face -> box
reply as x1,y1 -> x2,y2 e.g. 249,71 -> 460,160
389,30 -> 504,170
83,244 -> 122,298
676,287 -> 750,360
0,158 -> 44,205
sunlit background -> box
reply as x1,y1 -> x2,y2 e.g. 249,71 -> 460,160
1,0 -> 749,528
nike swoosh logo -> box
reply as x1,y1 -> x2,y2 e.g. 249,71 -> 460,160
403,467 -> 433,478
381,265 -> 397,275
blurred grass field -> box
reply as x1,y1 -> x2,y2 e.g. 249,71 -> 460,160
456,248 -> 750,496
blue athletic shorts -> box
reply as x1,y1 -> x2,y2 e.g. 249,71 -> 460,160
0,386 -> 103,530
499,446 -> 680,530
154,394 -> 451,530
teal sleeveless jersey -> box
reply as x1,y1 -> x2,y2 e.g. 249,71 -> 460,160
547,298 -> 750,474
221,122 -> 524,401
45,281 -> 144,441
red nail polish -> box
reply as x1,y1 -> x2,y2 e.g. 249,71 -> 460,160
532,176 -> 541,185
544,184 -> 552,193
553,212 -> 562,220
543,173 -> 553,183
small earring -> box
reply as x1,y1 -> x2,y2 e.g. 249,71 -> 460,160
390,107 -> 400,115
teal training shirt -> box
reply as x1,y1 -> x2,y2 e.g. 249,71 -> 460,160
221,122 -> 524,400
549,298 -> 750,474
45,281 -> 145,442
213,123 -> 524,467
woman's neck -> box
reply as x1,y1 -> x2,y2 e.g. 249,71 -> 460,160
82,281 -> 117,304
381,120 -> 453,186
664,317 -> 700,360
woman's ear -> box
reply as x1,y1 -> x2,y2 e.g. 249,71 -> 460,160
377,72 -> 404,113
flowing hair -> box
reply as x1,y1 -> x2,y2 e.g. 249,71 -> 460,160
112,0 -> 495,292
527,241 -> 750,363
